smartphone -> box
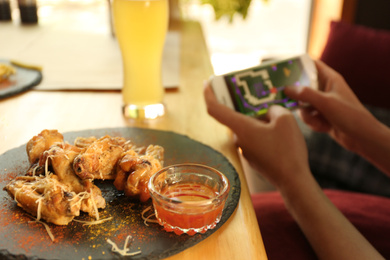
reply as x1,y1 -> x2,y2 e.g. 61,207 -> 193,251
210,54 -> 318,117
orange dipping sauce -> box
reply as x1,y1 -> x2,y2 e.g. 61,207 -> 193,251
148,164 -> 230,236
153,183 -> 225,235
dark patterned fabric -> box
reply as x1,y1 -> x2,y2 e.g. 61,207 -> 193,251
252,190 -> 390,260
302,105 -> 390,197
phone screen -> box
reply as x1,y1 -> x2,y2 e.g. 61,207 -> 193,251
223,57 -> 310,117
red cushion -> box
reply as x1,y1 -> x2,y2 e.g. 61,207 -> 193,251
252,189 -> 390,259
320,21 -> 390,110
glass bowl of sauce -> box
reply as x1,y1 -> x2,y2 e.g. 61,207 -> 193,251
148,163 -> 230,235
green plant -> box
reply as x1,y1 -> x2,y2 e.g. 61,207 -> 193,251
199,0 -> 269,22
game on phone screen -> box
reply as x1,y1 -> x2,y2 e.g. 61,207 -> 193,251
223,57 -> 311,117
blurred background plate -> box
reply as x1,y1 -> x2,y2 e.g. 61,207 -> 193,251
0,127 -> 240,260
0,59 -> 42,100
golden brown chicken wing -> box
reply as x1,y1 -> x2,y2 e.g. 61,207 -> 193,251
114,145 -> 164,202
26,129 -> 64,165
73,136 -> 127,180
3,175 -> 82,225
39,143 -> 106,216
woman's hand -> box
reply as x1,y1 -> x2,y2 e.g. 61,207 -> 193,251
204,83 -> 311,191
285,60 -> 376,153
286,60 -> 390,175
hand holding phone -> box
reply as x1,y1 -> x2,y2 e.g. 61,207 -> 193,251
210,54 -> 318,117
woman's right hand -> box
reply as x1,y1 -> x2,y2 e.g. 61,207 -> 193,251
285,60 -> 377,153
285,60 -> 390,175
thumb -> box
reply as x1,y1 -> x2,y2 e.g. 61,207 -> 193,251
284,85 -> 326,111
204,83 -> 255,135
265,104 -> 291,121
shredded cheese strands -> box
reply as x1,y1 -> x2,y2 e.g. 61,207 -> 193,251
141,206 -> 159,226
89,189 -> 99,221
13,187 -> 21,205
73,216 -> 113,226
26,185 -> 55,242
68,191 -> 89,202
32,165 -> 39,176
35,196 -> 43,221
107,235 -> 141,257
26,214 -> 55,242
34,219 -> 55,242
68,191 -> 91,213
44,155 -> 54,176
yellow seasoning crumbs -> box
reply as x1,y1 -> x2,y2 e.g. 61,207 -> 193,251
0,63 -> 16,82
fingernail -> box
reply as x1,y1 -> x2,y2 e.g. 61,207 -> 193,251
285,85 -> 304,93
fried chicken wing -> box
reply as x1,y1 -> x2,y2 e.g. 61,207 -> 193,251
115,145 -> 164,202
39,143 -> 106,216
73,136 -> 127,180
26,129 -> 64,165
3,175 -> 81,225
113,149 -> 139,191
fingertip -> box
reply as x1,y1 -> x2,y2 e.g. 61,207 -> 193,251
265,104 -> 290,121
284,85 -> 308,98
284,85 -> 302,92
268,104 -> 289,113
286,85 -> 324,109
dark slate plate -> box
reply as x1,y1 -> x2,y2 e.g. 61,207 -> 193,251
0,59 -> 42,100
0,127 -> 241,260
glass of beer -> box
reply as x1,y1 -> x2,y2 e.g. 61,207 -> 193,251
112,0 -> 169,119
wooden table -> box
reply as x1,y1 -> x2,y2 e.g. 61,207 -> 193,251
0,9 -> 267,260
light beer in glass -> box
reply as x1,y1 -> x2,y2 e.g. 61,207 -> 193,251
113,0 -> 169,119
